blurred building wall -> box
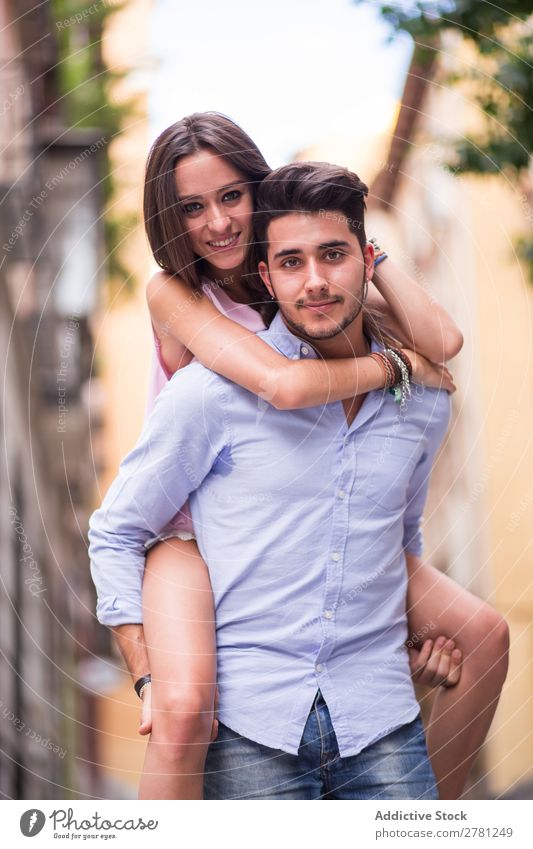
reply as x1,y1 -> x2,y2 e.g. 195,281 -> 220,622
95,0 -> 156,496
88,0 -> 156,797
0,0 -> 107,798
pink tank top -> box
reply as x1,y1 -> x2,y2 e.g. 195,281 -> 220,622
146,278 -> 266,534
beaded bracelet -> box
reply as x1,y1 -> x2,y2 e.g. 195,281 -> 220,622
369,237 -> 389,267
377,352 -> 397,389
384,348 -> 412,408
382,350 -> 402,386
369,352 -> 391,389
381,353 -> 396,388
391,347 -> 413,378
370,348 -> 412,407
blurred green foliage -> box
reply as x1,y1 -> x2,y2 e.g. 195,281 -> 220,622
51,0 -> 138,294
356,1 -> 533,280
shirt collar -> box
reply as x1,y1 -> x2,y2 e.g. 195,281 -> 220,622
262,309 -> 384,361
261,310 -> 317,360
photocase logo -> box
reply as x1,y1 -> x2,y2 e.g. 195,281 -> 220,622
20,809 -> 46,837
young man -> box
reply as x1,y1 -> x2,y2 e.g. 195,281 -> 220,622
90,162 -> 454,799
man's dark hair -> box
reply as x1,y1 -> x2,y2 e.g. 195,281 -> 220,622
254,162 -> 369,261
252,161 -> 394,345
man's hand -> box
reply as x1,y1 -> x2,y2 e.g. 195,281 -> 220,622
138,682 -> 152,736
409,636 -> 462,688
137,684 -> 220,740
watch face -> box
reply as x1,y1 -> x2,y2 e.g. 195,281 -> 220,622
135,675 -> 151,698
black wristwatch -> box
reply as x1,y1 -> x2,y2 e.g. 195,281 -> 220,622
134,674 -> 151,699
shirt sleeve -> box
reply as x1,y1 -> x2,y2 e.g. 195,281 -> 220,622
88,365 -> 229,626
402,391 -> 452,557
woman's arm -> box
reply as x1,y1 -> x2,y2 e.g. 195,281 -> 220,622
147,272 -> 454,411
369,256 -> 464,363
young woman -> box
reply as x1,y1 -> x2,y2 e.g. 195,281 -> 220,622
112,113 -> 509,800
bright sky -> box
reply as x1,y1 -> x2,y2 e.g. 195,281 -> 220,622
149,0 -> 413,166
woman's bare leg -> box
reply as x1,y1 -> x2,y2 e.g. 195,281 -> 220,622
406,555 -> 510,799
139,538 -> 216,799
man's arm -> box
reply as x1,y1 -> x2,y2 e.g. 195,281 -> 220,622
111,623 -> 152,734
111,624 -> 150,683
88,365 -> 229,627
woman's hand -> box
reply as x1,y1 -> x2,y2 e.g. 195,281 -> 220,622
137,683 -> 220,740
409,636 -> 462,688
403,349 -> 456,394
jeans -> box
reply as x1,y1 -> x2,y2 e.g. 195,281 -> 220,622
204,691 -> 437,799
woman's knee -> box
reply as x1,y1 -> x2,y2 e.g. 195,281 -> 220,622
483,608 -> 510,676
461,603 -> 510,678
151,686 -> 214,746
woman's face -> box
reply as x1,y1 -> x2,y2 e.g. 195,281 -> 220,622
174,148 -> 254,272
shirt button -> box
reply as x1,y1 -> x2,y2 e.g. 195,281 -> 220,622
343,436 -> 349,445
330,552 -> 340,562
337,489 -> 346,499
301,345 -> 310,356
315,663 -> 323,673
323,609 -> 333,620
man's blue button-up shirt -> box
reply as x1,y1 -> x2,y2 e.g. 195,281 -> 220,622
89,311 -> 451,757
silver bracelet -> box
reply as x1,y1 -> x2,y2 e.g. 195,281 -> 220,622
385,348 -> 411,409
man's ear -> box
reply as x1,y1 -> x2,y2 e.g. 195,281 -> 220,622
363,242 -> 375,282
258,261 -> 274,299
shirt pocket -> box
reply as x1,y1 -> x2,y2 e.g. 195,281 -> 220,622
354,434 -> 420,512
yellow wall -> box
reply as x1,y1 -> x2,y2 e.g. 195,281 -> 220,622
469,175 -> 533,794
94,0 -> 155,794
98,0 -> 156,487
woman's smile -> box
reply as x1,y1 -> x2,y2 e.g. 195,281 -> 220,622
206,232 -> 242,252
174,149 -> 254,270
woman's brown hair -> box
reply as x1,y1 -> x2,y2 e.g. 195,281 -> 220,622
143,112 -> 271,305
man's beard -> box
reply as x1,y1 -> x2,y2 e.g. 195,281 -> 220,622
276,268 -> 367,341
